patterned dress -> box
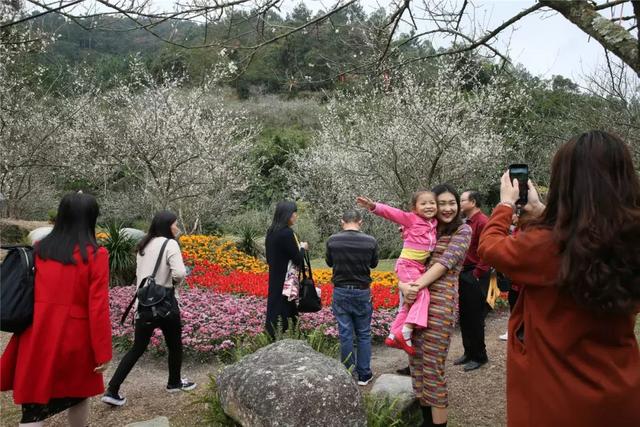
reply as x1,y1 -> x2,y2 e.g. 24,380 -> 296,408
410,223 -> 471,407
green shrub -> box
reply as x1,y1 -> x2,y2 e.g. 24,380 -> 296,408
237,226 -> 262,258
222,209 -> 270,257
101,222 -> 137,286
292,203 -> 322,258
0,221 -> 28,244
362,216 -> 403,259
223,209 -> 271,235
128,218 -> 150,232
192,375 -> 238,426
364,394 -> 422,427
220,321 -> 339,364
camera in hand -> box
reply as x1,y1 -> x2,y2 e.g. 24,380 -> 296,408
508,164 -> 529,206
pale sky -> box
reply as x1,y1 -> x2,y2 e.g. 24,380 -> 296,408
456,1 -> 622,83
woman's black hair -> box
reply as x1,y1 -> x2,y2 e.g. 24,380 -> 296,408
36,192 -> 100,265
431,183 -> 463,236
267,201 -> 297,237
138,210 -> 178,254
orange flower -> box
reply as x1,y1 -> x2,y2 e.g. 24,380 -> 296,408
180,235 -> 268,273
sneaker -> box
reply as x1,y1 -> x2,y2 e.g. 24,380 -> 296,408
499,332 -> 508,341
166,379 -> 197,393
101,390 -> 126,406
357,373 -> 373,386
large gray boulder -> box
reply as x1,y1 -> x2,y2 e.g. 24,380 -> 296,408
217,339 -> 366,427
370,373 -> 419,416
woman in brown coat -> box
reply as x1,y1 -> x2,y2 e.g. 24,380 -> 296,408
478,130 -> 640,427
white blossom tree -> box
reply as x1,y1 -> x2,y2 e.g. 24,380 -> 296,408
0,12 -> 73,217
288,58 -> 532,234
62,64 -> 258,229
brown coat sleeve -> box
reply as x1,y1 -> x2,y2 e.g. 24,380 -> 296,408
478,205 -> 559,287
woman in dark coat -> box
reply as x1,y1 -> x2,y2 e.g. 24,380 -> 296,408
265,201 -> 308,338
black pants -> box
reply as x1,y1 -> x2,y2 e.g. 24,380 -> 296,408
459,268 -> 490,362
108,312 -> 183,392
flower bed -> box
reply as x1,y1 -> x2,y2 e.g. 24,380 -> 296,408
107,234 -> 506,356
186,259 -> 400,309
110,285 -> 396,355
180,235 -> 267,273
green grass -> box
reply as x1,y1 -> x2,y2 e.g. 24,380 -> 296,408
311,258 -> 396,272
635,317 -> 639,343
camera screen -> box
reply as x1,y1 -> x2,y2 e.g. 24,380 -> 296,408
510,167 -> 527,178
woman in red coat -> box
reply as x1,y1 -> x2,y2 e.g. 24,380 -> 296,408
479,130 -> 640,427
1,192 -> 112,426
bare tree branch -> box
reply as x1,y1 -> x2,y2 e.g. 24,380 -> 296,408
542,0 -> 638,75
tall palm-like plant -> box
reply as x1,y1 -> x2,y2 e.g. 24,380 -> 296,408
100,222 -> 137,286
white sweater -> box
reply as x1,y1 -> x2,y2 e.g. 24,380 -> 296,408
136,237 -> 186,289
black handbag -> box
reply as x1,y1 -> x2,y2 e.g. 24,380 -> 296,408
121,239 -> 176,324
0,246 -> 35,333
297,250 -> 321,313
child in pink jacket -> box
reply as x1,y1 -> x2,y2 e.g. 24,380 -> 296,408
357,191 -> 437,355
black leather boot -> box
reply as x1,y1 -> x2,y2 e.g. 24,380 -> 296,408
421,405 -> 434,427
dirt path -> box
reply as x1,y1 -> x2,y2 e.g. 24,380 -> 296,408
1,311 -> 510,426
368,310 -> 509,427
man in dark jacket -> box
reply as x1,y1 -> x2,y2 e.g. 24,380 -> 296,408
326,209 -> 379,386
455,190 -> 491,371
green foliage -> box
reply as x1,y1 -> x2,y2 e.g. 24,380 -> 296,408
0,222 -> 29,245
246,126 -> 313,206
101,222 -> 137,286
222,209 -> 270,257
220,320 -> 339,364
223,209 -> 271,236
361,217 -> 403,260
292,203 -> 322,258
311,257 -> 396,273
237,227 -> 262,258
364,395 -> 423,427
127,218 -> 150,232
192,375 -> 239,426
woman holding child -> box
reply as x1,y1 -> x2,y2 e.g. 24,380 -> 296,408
398,184 -> 472,427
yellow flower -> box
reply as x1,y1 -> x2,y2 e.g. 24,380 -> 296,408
179,234 -> 268,273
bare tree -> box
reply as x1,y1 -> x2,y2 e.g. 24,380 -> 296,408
2,1 -> 638,74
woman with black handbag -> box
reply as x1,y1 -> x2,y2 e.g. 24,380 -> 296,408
265,201 -> 309,339
102,211 -> 195,407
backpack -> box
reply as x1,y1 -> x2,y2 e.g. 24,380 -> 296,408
0,245 -> 35,333
297,250 -> 321,313
120,239 -> 176,324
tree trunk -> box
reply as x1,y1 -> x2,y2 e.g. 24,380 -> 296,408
542,0 -> 639,75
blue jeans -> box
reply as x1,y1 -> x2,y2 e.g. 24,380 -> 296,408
331,287 -> 373,379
